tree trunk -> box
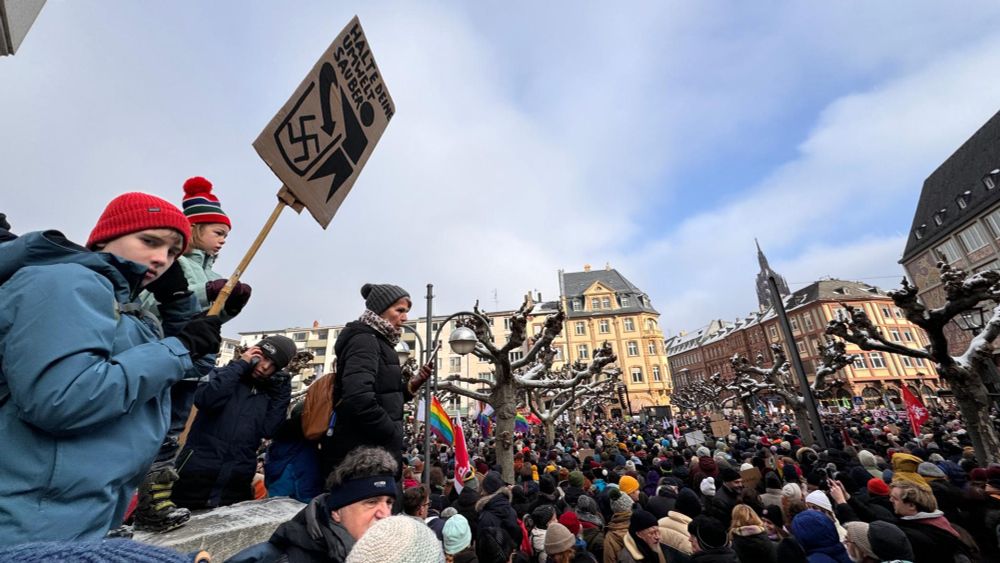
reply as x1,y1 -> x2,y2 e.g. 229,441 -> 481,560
740,398 -> 754,426
791,403 -> 815,447
951,373 -> 1000,464
492,378 -> 516,484
544,421 -> 556,445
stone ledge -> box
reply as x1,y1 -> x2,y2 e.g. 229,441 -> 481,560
134,497 -> 305,560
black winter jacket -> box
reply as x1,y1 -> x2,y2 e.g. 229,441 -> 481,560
477,489 -> 523,547
174,359 -> 291,508
226,494 -> 355,563
452,486 -> 482,541
320,321 -> 413,476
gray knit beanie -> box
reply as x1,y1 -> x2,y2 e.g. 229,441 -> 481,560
362,283 -> 411,315
610,488 -> 634,514
345,515 -> 444,562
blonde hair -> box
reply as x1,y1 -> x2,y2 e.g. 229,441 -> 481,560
549,551 -> 574,563
728,505 -> 765,540
892,480 -> 937,512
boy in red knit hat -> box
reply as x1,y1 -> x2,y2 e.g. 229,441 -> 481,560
0,192 -> 222,544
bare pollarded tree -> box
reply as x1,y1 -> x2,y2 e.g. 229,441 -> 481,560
435,298 -> 617,483
730,340 -> 855,445
671,380 -> 722,414
826,263 -> 1000,463
524,354 -> 622,444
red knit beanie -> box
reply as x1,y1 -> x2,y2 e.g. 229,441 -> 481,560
558,511 -> 581,535
87,192 -> 191,251
867,478 -> 890,496
182,176 -> 231,228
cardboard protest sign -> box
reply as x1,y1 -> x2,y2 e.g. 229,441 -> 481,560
254,16 -> 395,228
684,430 -> 706,446
741,468 -> 762,490
710,420 -> 731,439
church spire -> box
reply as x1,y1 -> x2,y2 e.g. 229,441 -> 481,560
755,240 -> 790,313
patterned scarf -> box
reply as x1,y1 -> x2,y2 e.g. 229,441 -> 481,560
360,309 -> 402,345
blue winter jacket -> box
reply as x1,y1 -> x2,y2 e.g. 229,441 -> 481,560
790,510 -> 853,563
0,231 -> 195,543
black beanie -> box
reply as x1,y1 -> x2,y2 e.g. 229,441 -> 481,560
720,466 -> 741,483
629,509 -> 658,534
361,283 -> 410,315
868,520 -> 914,561
762,504 -> 784,529
688,516 -> 727,550
675,488 -> 702,518
483,471 -> 505,494
258,335 -> 297,370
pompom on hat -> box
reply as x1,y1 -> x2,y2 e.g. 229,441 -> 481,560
87,192 -> 191,251
182,176 -> 231,228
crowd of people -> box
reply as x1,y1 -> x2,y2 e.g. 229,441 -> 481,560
2,188 -> 1000,563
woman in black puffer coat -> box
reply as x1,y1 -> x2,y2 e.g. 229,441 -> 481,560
319,284 -> 431,479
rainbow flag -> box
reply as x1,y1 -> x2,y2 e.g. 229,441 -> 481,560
429,396 -> 454,445
514,413 -> 530,433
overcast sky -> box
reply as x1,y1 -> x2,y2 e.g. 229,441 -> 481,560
5,2 -> 1000,339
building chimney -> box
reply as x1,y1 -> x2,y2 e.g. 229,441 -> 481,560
583,263 -> 591,272
605,262 -> 611,270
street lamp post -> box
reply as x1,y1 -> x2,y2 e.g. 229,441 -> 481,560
395,291 -> 492,486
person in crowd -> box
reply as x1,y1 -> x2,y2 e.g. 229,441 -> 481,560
134,176 -> 252,532
320,283 -> 431,478
888,480 -> 973,563
687,515 -> 738,562
727,504 -> 776,562
658,487 -> 701,562
789,510 -> 852,563
760,504 -> 788,540
866,520 -> 915,563
708,468 -> 743,527
531,504 -> 558,562
344,514 -> 445,563
546,521 -> 596,563
842,521 -> 878,563
0,192 -> 221,543
452,470 -> 483,540
647,477 -> 681,520
603,489 -> 635,563
760,473 -> 784,508
477,471 -> 524,548
576,495 -> 606,562
443,514 -> 477,563
403,484 -> 431,520
172,336 -> 294,509
264,401 -> 324,503
617,509 -> 668,563
228,445 -> 398,563
476,527 -> 519,563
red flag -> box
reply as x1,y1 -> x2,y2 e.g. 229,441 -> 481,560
901,386 -> 929,436
453,417 -> 471,494
672,418 -> 681,441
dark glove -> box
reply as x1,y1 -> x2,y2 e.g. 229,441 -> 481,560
175,316 -> 222,360
145,261 -> 191,304
205,279 -> 253,316
0,213 -> 15,243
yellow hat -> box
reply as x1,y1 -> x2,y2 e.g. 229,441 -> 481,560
619,475 -> 639,495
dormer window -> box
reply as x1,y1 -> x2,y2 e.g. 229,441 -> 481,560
984,169 -> 999,191
933,209 -> 946,226
914,223 -> 926,240
957,190 -> 971,210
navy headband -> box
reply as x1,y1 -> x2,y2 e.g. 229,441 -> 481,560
326,474 -> 398,512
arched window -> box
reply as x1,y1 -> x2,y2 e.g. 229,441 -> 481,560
862,387 -> 881,409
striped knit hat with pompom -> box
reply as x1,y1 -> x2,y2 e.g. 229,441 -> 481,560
182,176 -> 231,228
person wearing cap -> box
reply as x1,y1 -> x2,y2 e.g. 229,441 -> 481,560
0,192 -> 222,543
546,521 -> 597,563
443,514 -> 477,563
616,509 -> 667,563
320,283 -> 433,478
707,467 -> 742,528
603,489 -> 635,563
172,334 -> 294,509
658,488 -> 701,560
229,446 -> 399,563
135,176 -> 252,532
842,521 -> 878,563
477,471 -> 524,549
789,510 -> 852,563
687,515 -> 738,562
